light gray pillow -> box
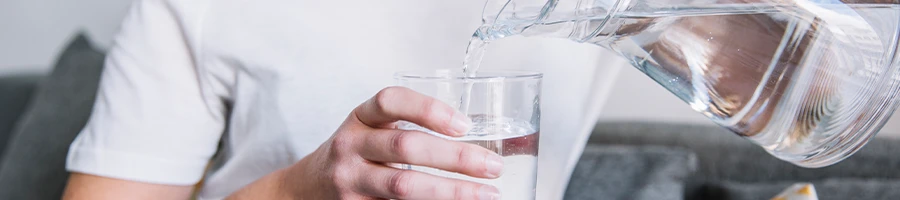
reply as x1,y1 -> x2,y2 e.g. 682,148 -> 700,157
0,33 -> 105,199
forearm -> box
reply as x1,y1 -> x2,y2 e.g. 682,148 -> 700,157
226,153 -> 327,200
63,173 -> 194,200
225,168 -> 296,200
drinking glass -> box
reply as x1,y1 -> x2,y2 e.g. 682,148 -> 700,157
394,69 -> 542,200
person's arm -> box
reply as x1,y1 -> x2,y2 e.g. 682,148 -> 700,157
63,0 -> 226,199
226,87 -> 503,200
64,173 -> 194,200
67,86 -> 504,200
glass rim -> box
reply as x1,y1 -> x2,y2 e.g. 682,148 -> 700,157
394,69 -> 543,82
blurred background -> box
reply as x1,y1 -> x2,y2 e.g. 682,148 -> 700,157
2,0 -> 899,200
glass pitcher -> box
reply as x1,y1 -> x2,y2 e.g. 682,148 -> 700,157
473,0 -> 900,167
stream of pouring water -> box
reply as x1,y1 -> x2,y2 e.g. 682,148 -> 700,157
459,35 -> 489,115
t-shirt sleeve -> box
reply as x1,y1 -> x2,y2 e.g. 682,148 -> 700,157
66,0 -> 225,186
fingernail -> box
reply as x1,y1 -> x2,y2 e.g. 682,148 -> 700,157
478,185 -> 501,200
485,154 -> 504,178
449,112 -> 473,136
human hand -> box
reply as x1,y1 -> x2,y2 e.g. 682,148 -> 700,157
282,87 -> 503,200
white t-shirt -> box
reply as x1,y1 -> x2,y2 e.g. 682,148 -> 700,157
65,0 -> 626,199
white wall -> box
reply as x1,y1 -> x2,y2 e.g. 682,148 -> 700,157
0,0 -> 132,75
2,0 -> 898,136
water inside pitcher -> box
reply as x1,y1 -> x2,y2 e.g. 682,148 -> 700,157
470,0 -> 900,167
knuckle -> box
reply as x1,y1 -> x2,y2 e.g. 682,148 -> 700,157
329,134 -> 356,155
388,171 -> 414,198
453,184 -> 468,200
418,97 -> 438,121
452,182 -> 479,200
455,144 -> 476,170
330,166 -> 354,185
389,131 -> 415,160
374,87 -> 403,113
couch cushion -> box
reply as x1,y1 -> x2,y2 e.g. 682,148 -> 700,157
694,179 -> 900,200
0,33 -> 105,199
590,121 -> 900,182
590,121 -> 900,199
0,75 -> 40,159
564,145 -> 697,200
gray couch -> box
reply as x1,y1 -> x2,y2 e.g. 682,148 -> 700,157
1,34 -> 898,200
579,122 -> 900,200
0,33 -> 105,199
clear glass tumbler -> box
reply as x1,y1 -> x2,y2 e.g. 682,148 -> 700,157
394,69 -> 542,200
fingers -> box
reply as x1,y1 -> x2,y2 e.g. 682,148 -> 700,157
355,164 -> 501,200
358,129 -> 504,179
354,86 -> 472,137
339,87 -> 501,199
